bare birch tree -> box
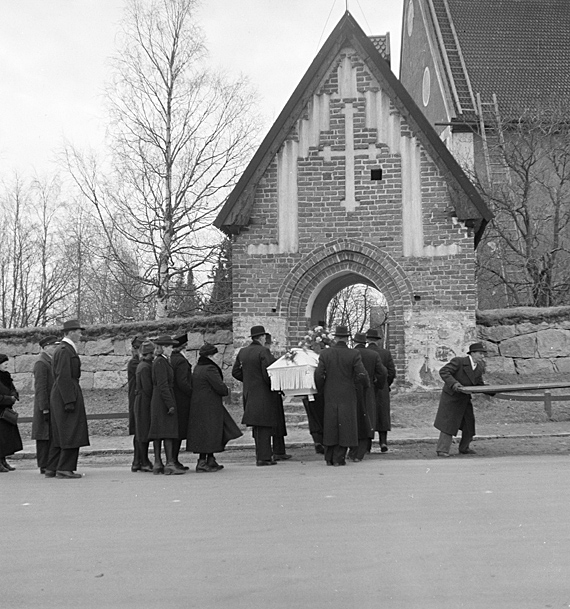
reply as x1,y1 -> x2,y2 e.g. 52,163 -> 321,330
64,0 -> 260,319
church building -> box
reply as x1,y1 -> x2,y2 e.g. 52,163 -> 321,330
215,12 -> 492,389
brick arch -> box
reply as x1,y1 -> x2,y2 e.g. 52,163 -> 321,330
276,240 -> 413,372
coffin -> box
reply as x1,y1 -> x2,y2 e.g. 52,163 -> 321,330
267,348 -> 319,397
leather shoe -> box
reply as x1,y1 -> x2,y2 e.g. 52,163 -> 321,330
164,463 -> 186,475
256,460 -> 277,466
0,463 -> 9,473
152,464 -> 164,475
436,452 -> 451,458
44,470 -> 56,478
2,459 -> 15,471
272,453 -> 292,461
459,448 -> 477,455
333,460 -> 346,466
380,444 -> 388,453
174,460 -> 190,471
139,463 -> 153,473
56,471 -> 82,479
314,443 -> 325,454
131,462 -> 141,472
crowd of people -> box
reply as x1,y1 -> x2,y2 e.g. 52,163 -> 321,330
0,320 -> 488,475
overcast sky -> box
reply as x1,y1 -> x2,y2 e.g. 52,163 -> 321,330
0,0 -> 404,177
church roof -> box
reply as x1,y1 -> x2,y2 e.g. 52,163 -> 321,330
214,12 -> 492,244
438,0 -> 570,118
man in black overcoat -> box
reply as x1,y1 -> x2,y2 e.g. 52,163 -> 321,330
434,342 -> 487,457
170,333 -> 193,470
314,326 -> 369,466
232,325 -> 280,466
127,334 -> 145,472
366,328 -> 396,452
46,320 -> 90,479
32,335 -> 58,473
349,332 -> 387,461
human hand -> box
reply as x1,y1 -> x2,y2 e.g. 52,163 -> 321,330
167,407 -> 175,416
43,410 -> 50,422
452,382 -> 464,393
64,404 -> 75,413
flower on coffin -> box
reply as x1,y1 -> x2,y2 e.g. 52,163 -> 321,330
283,349 -> 298,363
298,326 -> 333,351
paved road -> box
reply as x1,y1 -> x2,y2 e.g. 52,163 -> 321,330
3,453 -> 570,608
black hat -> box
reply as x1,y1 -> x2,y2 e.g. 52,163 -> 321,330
140,341 -> 155,355
131,334 -> 145,349
39,336 -> 58,348
172,333 -> 188,348
63,319 -> 84,331
153,335 -> 178,346
0,354 -> 8,364
468,342 -> 487,354
353,332 -> 367,344
250,325 -> 267,338
366,328 -> 381,340
334,325 -> 350,337
199,343 -> 218,357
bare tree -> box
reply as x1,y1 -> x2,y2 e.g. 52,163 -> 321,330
64,0 -> 261,318
326,285 -> 388,336
476,106 -> 570,307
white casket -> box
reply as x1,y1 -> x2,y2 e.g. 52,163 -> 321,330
267,348 -> 319,398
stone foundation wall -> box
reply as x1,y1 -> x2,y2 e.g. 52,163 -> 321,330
0,316 -> 233,394
477,307 -> 570,379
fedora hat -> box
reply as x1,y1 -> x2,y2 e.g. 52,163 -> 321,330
250,325 -> 267,338
131,334 -> 146,349
39,335 -> 58,348
172,333 -> 188,348
468,342 -> 487,353
153,334 -> 178,346
366,328 -> 381,340
353,332 -> 367,344
199,343 -> 218,357
334,325 -> 350,337
140,341 -> 155,355
62,319 -> 84,331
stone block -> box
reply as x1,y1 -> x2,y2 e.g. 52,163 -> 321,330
14,354 -> 39,374
186,332 -> 204,350
513,358 -> 555,376
484,356 -> 516,375
536,328 -> 570,358
515,322 -> 549,336
480,340 -> 499,356
553,357 -> 570,374
209,330 -> 233,345
85,338 -> 114,356
477,325 -> 517,342
80,371 -> 94,391
93,370 -> 127,390
499,334 -> 537,358
12,372 -> 34,394
113,339 -> 129,357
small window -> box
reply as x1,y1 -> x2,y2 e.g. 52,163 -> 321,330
371,168 -> 383,181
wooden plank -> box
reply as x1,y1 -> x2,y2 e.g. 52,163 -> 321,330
460,382 -> 570,394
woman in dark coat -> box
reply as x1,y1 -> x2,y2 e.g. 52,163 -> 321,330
127,335 -> 144,471
133,341 -> 155,472
147,335 -> 185,475
187,343 -> 242,472
0,354 -> 23,472
170,334 -> 193,470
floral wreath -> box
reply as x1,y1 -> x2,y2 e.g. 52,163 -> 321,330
283,326 -> 334,362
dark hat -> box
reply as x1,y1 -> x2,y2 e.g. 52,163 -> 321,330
153,335 -> 178,346
468,342 -> 487,354
140,341 -> 155,355
39,336 -> 58,348
250,325 -> 267,338
63,319 -> 84,331
199,343 -> 218,357
172,333 -> 188,348
0,354 -> 8,364
353,332 -> 367,344
366,328 -> 382,340
131,334 -> 145,349
334,325 -> 350,337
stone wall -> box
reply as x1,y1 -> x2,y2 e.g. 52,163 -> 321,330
0,316 -> 233,394
477,307 -> 570,379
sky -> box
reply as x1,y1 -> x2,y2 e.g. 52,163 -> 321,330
0,0 -> 404,177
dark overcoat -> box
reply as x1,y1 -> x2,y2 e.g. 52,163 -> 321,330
148,355 -> 178,440
434,356 -> 485,436
187,356 -> 242,453
50,341 -> 90,450
367,343 -> 396,431
354,344 -> 387,439
170,351 -> 193,440
314,342 -> 369,447
232,342 -> 280,428
127,354 -> 139,435
0,371 -> 22,458
32,351 -> 53,441
134,359 -> 153,442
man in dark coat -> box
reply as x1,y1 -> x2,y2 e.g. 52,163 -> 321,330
127,334 -> 145,472
314,325 -> 369,466
349,332 -> 387,462
170,333 -> 192,470
32,335 -> 58,474
434,342 -> 488,457
232,325 -> 281,466
264,333 -> 290,461
366,328 -> 396,452
46,320 -> 90,479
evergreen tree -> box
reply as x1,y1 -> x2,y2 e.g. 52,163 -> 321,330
207,239 -> 232,314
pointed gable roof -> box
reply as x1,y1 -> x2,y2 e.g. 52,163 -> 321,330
214,11 -> 492,244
